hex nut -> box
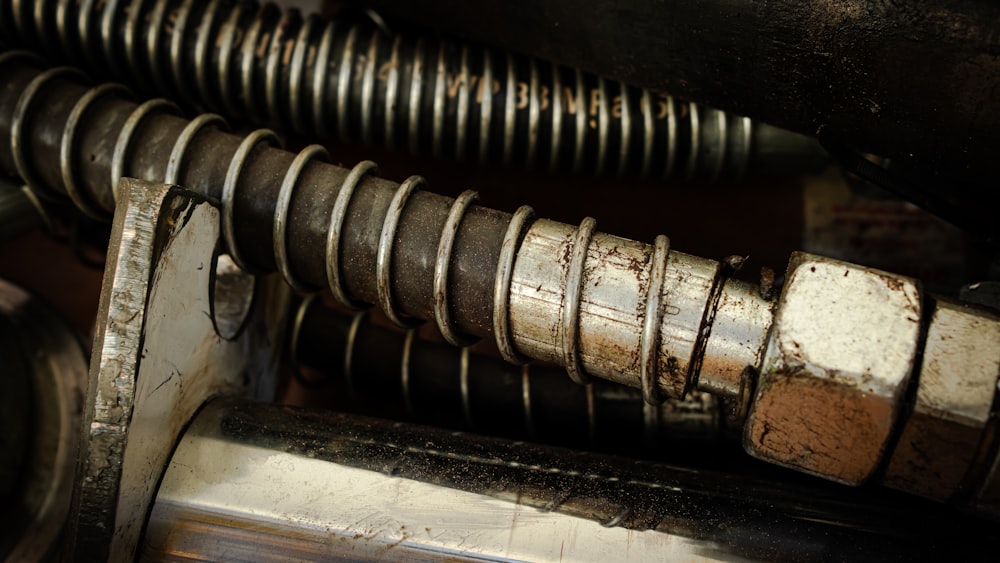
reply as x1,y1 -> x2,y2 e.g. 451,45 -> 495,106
883,299 -> 1000,501
744,253 -> 923,485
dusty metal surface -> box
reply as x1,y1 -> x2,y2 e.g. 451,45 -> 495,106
290,296 -> 734,454
884,298 -> 1000,500
697,278 -> 774,400
145,401 -> 708,562
744,253 -> 923,485
508,219 -> 720,398
3,48 -> 1000,519
143,399 -> 993,562
0,177 -> 41,242
69,179 -> 288,562
0,0 -> 828,180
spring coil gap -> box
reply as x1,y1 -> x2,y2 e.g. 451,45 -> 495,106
4,0 -> 755,180
2,54 -> 682,401
0,48 -> 504,352
287,297 -> 705,449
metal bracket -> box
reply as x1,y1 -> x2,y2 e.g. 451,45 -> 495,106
68,178 -> 289,562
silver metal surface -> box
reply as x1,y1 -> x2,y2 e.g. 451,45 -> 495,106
401,327 -> 417,417
61,82 -> 132,219
377,175 -> 424,328
509,219 -> 719,397
144,401 -> 707,562
143,400 -> 971,562
493,204 -> 535,364
0,178 -> 42,242
361,28 -> 379,145
407,37 -> 426,155
221,128 -> 282,273
12,66 -> 86,201
289,296 -> 732,450
13,1 -> 829,179
697,278 -> 775,400
456,43 -> 471,161
562,217 -> 597,385
344,310 -> 367,399
69,179 -> 289,562
432,42 -> 447,159
209,253 -> 257,341
164,113 -> 226,186
434,189 -> 480,346
384,35 -> 402,147
288,11 -> 315,134
744,253 -> 923,485
640,234 -> 670,405
325,160 -> 377,309
884,298 -> 1000,500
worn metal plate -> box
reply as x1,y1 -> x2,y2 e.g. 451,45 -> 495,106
68,179 -> 289,562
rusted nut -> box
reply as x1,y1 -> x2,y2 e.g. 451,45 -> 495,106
743,253 -> 923,485
883,299 -> 1000,501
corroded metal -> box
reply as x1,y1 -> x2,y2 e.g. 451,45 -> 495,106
69,179 -> 288,562
143,400 -> 991,561
744,253 -> 923,485
884,298 -> 1000,501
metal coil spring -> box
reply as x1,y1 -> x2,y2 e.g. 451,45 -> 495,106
288,295 -> 726,450
1,52 -> 685,403
2,50 -> 491,352
3,0 -> 754,180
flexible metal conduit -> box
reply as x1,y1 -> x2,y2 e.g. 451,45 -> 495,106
0,0 -> 825,179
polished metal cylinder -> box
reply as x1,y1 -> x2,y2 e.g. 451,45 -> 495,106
142,399 -> 989,562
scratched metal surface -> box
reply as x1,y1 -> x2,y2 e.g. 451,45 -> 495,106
143,399 -> 1000,562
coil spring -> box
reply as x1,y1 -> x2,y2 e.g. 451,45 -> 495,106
288,295 -> 725,450
1,50 -> 485,349
1,52 -> 686,404
3,0 -> 754,180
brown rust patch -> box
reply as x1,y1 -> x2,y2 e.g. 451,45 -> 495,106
745,371 -> 893,485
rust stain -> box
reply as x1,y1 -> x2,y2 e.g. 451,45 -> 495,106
748,372 -> 892,484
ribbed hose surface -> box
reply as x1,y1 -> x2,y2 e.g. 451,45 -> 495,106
1,0 -> 755,179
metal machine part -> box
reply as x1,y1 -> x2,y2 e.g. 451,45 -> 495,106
357,0 -> 1000,183
2,54 -> 1000,510
0,278 -> 88,563
69,179 -> 290,562
143,399 -> 998,562
289,295 -> 736,455
0,0 -> 826,180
